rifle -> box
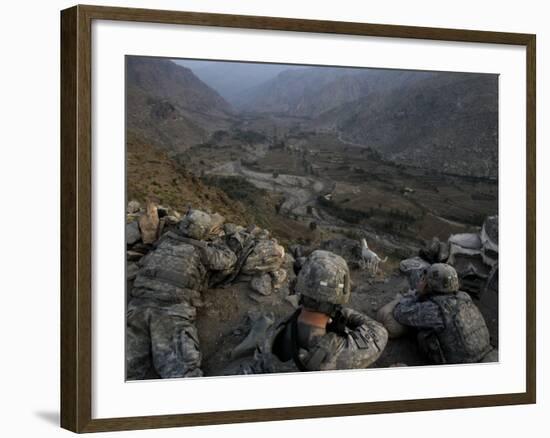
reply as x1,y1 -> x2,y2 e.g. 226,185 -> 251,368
326,307 -> 347,336
158,231 -> 209,248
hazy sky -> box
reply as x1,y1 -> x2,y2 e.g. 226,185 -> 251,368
172,59 -> 304,103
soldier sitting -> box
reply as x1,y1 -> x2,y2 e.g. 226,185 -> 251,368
229,250 -> 389,373
390,263 -> 498,364
126,209 -> 237,380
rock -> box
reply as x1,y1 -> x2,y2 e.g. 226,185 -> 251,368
127,200 -> 141,214
448,233 -> 482,250
482,215 -> 499,245
241,239 -> 285,275
131,242 -> 153,255
481,215 -> 499,266
285,294 -> 301,309
190,297 -> 204,308
442,217 -> 499,295
230,313 -> 274,360
164,215 -> 180,226
248,293 -> 272,304
126,213 -> 140,223
127,250 -> 144,262
270,269 -> 287,290
446,241 -> 491,294
127,262 -> 139,280
250,274 -> 273,296
138,201 -> 159,244
126,221 -> 141,246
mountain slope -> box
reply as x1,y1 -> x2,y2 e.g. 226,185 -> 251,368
238,67 -> 431,118
126,131 -> 317,246
126,131 -> 249,223
318,72 -> 498,178
126,57 -> 235,151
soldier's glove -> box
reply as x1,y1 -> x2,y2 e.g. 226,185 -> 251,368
326,310 -> 348,336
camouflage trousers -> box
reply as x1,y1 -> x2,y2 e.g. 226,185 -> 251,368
126,297 -> 202,380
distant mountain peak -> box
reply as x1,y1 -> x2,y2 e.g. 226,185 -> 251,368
126,56 -> 236,151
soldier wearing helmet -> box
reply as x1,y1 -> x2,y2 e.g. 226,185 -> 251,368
391,263 -> 497,364
126,208 -> 238,380
127,207 -> 288,380
229,250 -> 388,374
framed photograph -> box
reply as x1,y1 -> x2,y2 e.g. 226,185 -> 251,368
60,4 -> 536,433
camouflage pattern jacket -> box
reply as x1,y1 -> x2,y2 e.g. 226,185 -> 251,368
295,308 -> 389,371
393,291 -> 493,364
230,307 -> 388,374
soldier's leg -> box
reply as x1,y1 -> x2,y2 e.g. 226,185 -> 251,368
223,350 -> 274,376
149,302 -> 203,378
126,305 -> 155,380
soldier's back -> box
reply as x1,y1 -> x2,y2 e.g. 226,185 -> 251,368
428,291 -> 492,364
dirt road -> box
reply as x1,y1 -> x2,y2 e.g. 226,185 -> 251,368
209,160 -> 331,218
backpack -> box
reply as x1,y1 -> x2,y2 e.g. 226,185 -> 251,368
428,292 -> 492,364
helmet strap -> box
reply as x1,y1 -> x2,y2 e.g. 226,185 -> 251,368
300,296 -> 341,318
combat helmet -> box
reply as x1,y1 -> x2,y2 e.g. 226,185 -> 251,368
427,263 -> 459,293
179,209 -> 225,240
295,250 -> 351,313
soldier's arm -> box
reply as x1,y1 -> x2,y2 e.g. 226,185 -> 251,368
393,296 -> 445,330
342,308 -> 388,353
316,308 -> 388,370
340,307 -> 373,328
199,243 -> 237,271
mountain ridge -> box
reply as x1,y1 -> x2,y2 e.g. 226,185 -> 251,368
126,57 -> 236,151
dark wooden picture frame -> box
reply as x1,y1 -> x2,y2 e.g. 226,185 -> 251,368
60,4 -> 536,433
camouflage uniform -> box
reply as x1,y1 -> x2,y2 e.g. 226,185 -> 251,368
284,307 -> 387,371
126,229 -> 237,380
227,306 -> 387,375
393,290 -> 495,364
227,250 -> 388,374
